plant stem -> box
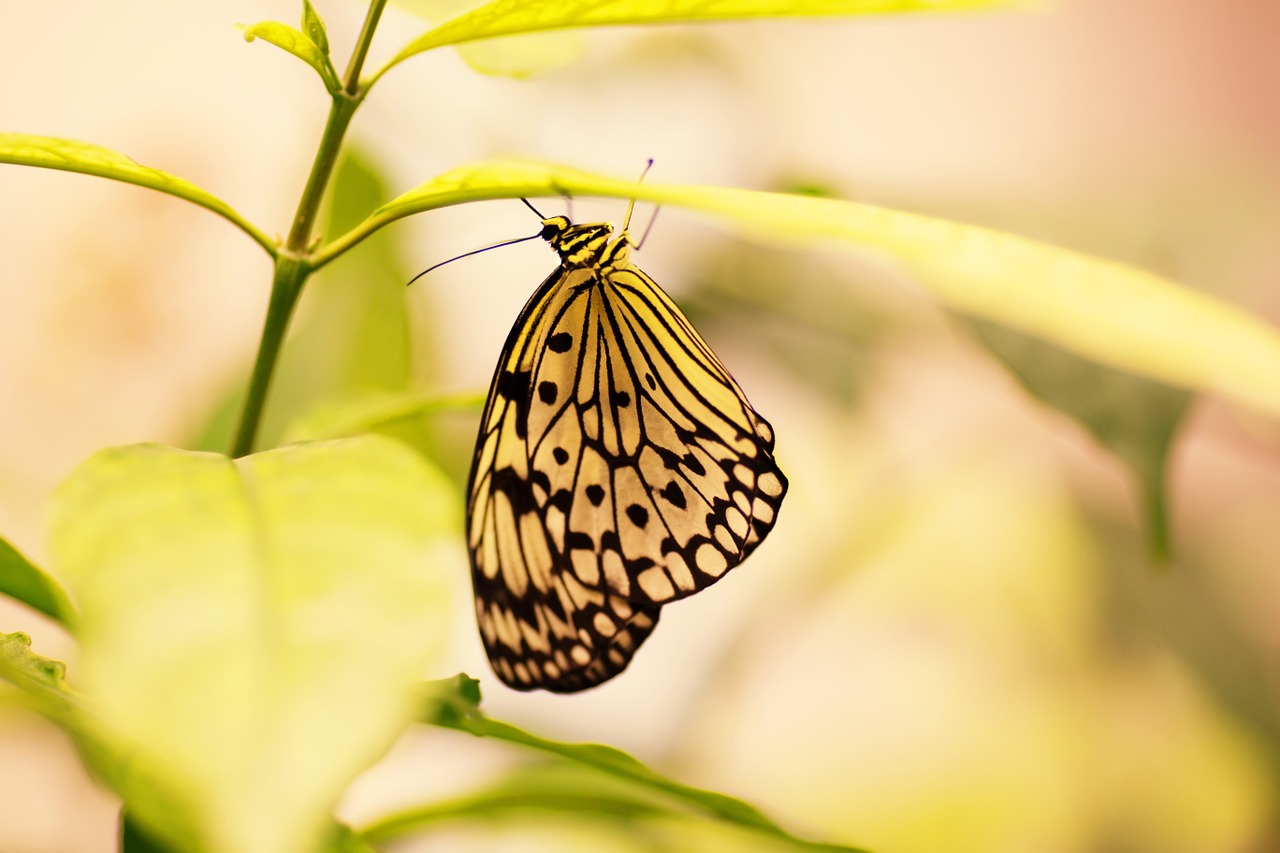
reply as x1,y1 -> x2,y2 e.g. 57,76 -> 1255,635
229,0 -> 388,457
230,256 -> 307,457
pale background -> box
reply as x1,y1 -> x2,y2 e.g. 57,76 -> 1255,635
2,1 -> 1280,851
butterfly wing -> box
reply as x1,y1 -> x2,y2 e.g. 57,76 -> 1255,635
468,265 -> 662,692
467,256 -> 787,693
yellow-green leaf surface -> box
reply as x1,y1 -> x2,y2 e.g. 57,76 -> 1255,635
283,389 -> 484,444
383,0 -> 1029,73
0,632 -> 73,721
49,439 -> 460,853
241,20 -> 339,91
321,160 -> 1280,419
0,133 -> 275,256
392,0 -> 584,79
302,0 -> 332,57
0,633 -> 198,847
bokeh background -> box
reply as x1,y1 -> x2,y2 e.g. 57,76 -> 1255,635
3,1 -> 1280,850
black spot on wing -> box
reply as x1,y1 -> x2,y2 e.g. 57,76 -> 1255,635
625,503 -> 650,528
659,481 -> 687,509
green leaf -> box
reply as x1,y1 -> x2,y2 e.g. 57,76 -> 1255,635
319,160 -> 1280,421
241,20 -> 341,92
0,632 -> 73,721
381,0 -> 1029,75
48,438 -> 460,853
302,0 -> 332,56
968,320 -> 1190,563
0,633 -> 198,849
416,677 -> 868,851
0,133 -> 275,256
120,813 -> 173,853
393,0 -> 585,78
283,389 -> 486,443
0,536 -> 75,625
361,761 -> 675,842
121,813 -> 376,853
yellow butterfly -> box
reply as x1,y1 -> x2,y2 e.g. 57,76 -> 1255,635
467,194 -> 787,692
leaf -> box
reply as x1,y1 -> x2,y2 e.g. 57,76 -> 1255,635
0,632 -> 73,722
392,0 -> 584,78
282,389 -> 485,443
48,438 -> 461,853
0,133 -> 274,255
319,160 -> 1280,421
302,0 -> 332,56
361,761 -> 675,842
241,20 -> 341,92
120,813 -> 377,853
968,319 -> 1190,562
415,677 -> 868,852
381,0 -> 1030,74
120,813 -> 173,853
0,634 -> 199,849
0,536 -> 75,625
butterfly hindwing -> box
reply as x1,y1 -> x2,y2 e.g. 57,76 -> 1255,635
466,217 -> 787,692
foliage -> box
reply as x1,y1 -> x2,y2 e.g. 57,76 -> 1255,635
1,0 -> 1277,851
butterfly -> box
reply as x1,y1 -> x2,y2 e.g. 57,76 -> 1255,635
466,197 -> 787,692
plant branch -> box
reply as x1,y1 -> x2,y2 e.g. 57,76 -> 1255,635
229,0 -> 388,456
230,256 -> 308,457
343,0 -> 387,96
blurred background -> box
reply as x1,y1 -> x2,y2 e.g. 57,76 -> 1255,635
3,1 -> 1280,850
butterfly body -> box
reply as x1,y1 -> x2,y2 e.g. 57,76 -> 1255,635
467,213 -> 787,692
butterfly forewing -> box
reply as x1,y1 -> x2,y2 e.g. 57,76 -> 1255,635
466,217 -> 787,692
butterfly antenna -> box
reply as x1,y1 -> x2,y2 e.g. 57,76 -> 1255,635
406,231 -> 544,288
521,197 -> 547,219
634,205 -> 661,252
622,158 -> 655,232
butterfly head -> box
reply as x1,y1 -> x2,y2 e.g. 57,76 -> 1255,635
540,216 -> 623,269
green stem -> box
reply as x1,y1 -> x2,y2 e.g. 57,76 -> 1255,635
228,0 -> 388,457
230,256 -> 308,457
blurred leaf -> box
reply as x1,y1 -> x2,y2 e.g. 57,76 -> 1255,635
302,0 -> 332,56
259,148 -> 417,450
968,319 -> 1190,562
283,388 -> 485,443
394,0 -> 585,77
418,673 -> 484,727
187,384 -> 245,454
381,0 -> 1029,74
0,536 -> 75,625
122,812 -> 376,853
241,20 -> 340,91
682,242 -> 887,406
0,133 -> 274,255
48,438 -> 459,853
416,675 -> 870,851
120,813 -> 172,853
0,632 -> 73,722
324,822 -> 380,853
454,30 -> 584,77
0,635 -> 198,850
361,761 -> 674,843
322,160 -> 1280,421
